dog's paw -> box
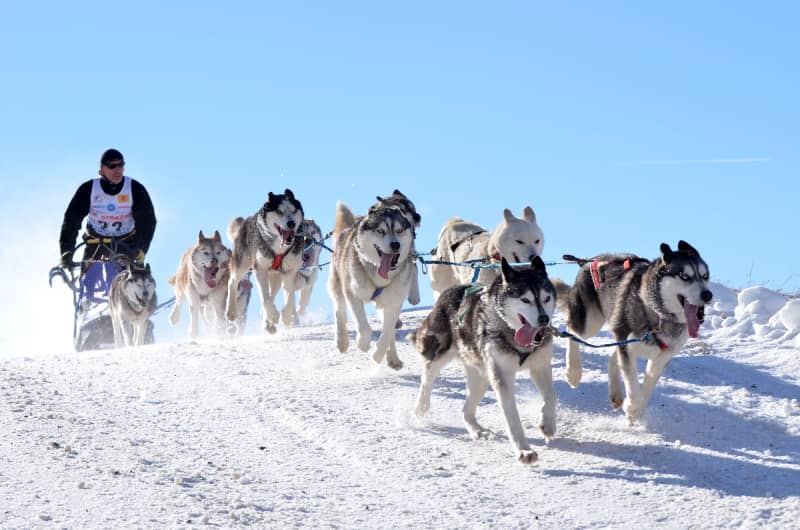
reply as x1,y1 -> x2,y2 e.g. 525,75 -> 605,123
408,294 -> 420,306
517,449 -> 538,465
281,308 -> 295,327
466,424 -> 491,440
538,415 -> 556,439
414,398 -> 430,418
623,397 -> 643,423
168,309 -> 180,325
371,348 -> 386,364
609,393 -> 624,410
263,321 -> 277,334
565,366 -> 582,389
387,357 -> 403,371
226,309 -> 237,322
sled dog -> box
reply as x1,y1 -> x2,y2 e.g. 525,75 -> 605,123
225,189 -> 304,334
290,219 -> 323,321
370,189 -> 422,307
109,263 -> 157,347
328,201 -> 415,369
429,207 -> 544,299
413,257 -> 557,464
168,230 -> 237,339
553,240 -> 713,423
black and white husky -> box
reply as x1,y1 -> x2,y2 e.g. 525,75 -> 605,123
413,257 -> 557,464
225,189 -> 304,334
109,264 -> 157,348
553,240 -> 713,424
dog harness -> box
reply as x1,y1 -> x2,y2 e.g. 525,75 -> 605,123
589,257 -> 649,290
271,250 -> 290,271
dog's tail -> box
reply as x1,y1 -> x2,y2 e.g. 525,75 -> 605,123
551,278 -> 571,312
227,216 -> 245,243
334,201 -> 357,236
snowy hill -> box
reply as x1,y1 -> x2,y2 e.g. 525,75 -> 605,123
1,283 -> 799,528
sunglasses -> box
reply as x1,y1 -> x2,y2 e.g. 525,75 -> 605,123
104,162 -> 124,169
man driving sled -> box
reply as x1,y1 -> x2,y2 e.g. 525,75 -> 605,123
59,148 -> 156,267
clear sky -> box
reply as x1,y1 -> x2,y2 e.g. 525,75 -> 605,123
1,2 -> 798,343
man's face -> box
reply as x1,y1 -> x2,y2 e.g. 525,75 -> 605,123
100,159 -> 124,184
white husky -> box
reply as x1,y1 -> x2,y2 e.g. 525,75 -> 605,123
429,207 -> 544,298
109,264 -> 157,348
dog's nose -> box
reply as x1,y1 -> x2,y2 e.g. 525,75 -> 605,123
390,241 -> 400,252
701,290 -> 713,303
538,314 -> 550,326
286,219 -> 296,229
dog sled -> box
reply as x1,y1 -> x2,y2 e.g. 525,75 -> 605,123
49,239 -> 156,352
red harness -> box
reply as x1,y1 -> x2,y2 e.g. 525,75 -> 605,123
271,251 -> 289,271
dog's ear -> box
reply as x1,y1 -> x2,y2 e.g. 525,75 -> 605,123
503,208 -> 516,223
522,206 -> 537,223
500,257 -> 514,282
145,263 -> 151,274
213,230 -> 222,242
660,243 -> 673,262
531,255 -> 546,274
198,230 -> 205,242
375,195 -> 384,203
392,189 -> 407,199
677,240 -> 699,256
284,188 -> 294,199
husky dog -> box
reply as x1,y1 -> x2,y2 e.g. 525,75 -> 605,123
290,219 -> 323,321
328,201 -> 415,369
553,241 -> 713,423
109,263 -> 157,347
370,190 -> 421,307
225,189 -> 304,334
413,257 -> 557,464
168,230 -> 236,339
429,207 -> 544,299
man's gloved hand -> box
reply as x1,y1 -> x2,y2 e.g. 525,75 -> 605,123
60,251 -> 74,268
132,249 -> 146,264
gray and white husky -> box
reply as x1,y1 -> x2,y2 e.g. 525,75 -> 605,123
413,257 -> 557,464
109,263 -> 157,348
225,189 -> 304,334
328,201 -> 415,370
553,240 -> 713,424
429,207 -> 544,299
291,219 -> 323,322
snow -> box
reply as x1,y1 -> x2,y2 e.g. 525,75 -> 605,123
2,286 -> 800,528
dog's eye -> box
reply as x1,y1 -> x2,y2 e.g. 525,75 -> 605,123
520,297 -> 531,304
702,273 -> 709,280
377,229 -> 385,236
516,240 -> 524,245
678,272 -> 691,281
535,239 -> 541,245
543,295 -> 551,304
396,228 -> 405,234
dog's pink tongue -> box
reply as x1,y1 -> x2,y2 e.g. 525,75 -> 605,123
684,303 -> 701,338
204,267 -> 217,288
515,322 -> 536,346
378,253 -> 392,279
280,229 -> 292,246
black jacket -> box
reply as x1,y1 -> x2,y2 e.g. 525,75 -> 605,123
59,177 -> 156,258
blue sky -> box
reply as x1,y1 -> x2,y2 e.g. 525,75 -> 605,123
1,2 -> 798,343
